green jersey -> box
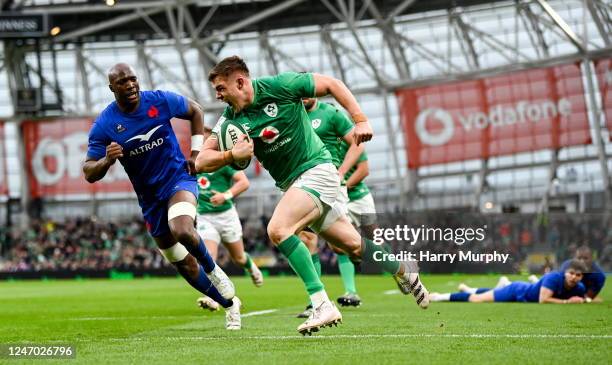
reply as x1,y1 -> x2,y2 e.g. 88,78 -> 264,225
307,101 -> 354,168
213,72 -> 332,190
338,142 -> 370,201
196,165 -> 237,213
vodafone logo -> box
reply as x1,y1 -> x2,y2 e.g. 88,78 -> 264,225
259,126 -> 280,144
197,176 -> 210,189
415,108 -> 455,146
414,98 -> 572,146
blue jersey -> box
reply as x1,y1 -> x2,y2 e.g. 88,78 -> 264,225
560,260 -> 606,297
523,271 -> 586,302
494,271 -> 585,302
87,90 -> 191,204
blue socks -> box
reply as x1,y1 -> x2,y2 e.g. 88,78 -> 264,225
184,237 -> 216,273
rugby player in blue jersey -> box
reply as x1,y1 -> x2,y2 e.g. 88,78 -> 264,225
83,63 -> 241,329
430,259 -> 588,304
487,246 -> 606,302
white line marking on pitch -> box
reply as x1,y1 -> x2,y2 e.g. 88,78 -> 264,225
242,309 -> 278,317
98,333 -> 612,342
69,316 -> 201,321
383,289 -> 400,295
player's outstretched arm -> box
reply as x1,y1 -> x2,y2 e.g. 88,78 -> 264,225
312,73 -> 372,145
83,142 -> 123,183
195,135 -> 253,173
539,287 -> 584,304
345,160 -> 369,189
338,130 -> 365,180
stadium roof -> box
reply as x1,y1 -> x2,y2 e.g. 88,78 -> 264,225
4,0 -> 500,43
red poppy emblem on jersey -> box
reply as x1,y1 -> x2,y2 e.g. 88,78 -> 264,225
197,176 -> 210,189
147,105 -> 159,118
259,126 -> 280,144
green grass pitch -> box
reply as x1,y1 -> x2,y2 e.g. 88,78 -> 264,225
0,274 -> 610,364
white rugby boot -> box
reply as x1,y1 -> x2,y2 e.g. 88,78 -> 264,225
297,300 -> 342,336
225,297 -> 242,330
495,276 -> 511,289
206,265 -> 235,300
394,265 -> 430,309
196,295 -> 220,311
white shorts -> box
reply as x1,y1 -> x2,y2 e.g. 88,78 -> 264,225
196,206 -> 243,244
290,163 -> 348,233
347,192 -> 377,227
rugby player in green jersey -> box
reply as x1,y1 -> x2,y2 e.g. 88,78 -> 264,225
195,129 -> 263,314
196,56 -> 429,335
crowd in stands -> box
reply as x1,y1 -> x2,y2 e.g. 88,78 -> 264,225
0,212 -> 610,273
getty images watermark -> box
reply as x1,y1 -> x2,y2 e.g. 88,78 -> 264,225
371,224 -> 509,264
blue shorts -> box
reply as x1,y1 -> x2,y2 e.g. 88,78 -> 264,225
141,178 -> 198,237
493,282 -> 531,302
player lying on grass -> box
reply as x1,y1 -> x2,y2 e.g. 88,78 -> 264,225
430,259 -> 588,304
487,245 -> 606,303
195,128 -> 263,311
83,63 -> 241,330
297,97 -> 365,317
196,56 -> 429,335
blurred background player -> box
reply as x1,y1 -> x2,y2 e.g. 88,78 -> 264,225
490,245 -> 606,303
431,259 -> 588,304
297,96 -> 365,318
195,129 -> 263,311
83,63 -> 241,330
337,135 -> 379,302
197,56 -> 429,335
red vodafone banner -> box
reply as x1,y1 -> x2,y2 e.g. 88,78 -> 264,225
397,63 -> 591,168
23,118 -> 191,198
594,58 -> 611,139
0,122 -> 8,196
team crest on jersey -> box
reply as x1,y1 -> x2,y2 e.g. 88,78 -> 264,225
263,103 -> 278,118
147,105 -> 159,118
116,124 -> 126,133
259,126 -> 280,144
197,176 -> 211,189
311,119 -> 321,129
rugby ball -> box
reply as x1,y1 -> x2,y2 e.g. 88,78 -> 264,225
218,120 -> 251,170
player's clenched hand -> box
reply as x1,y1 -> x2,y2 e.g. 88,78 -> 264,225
105,142 -> 123,165
567,296 -> 585,304
353,121 -> 373,145
231,135 -> 254,161
210,190 -> 226,206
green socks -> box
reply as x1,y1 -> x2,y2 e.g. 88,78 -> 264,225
311,253 -> 322,278
363,238 -> 401,274
337,254 -> 357,294
243,253 -> 254,270
278,235 -> 324,295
